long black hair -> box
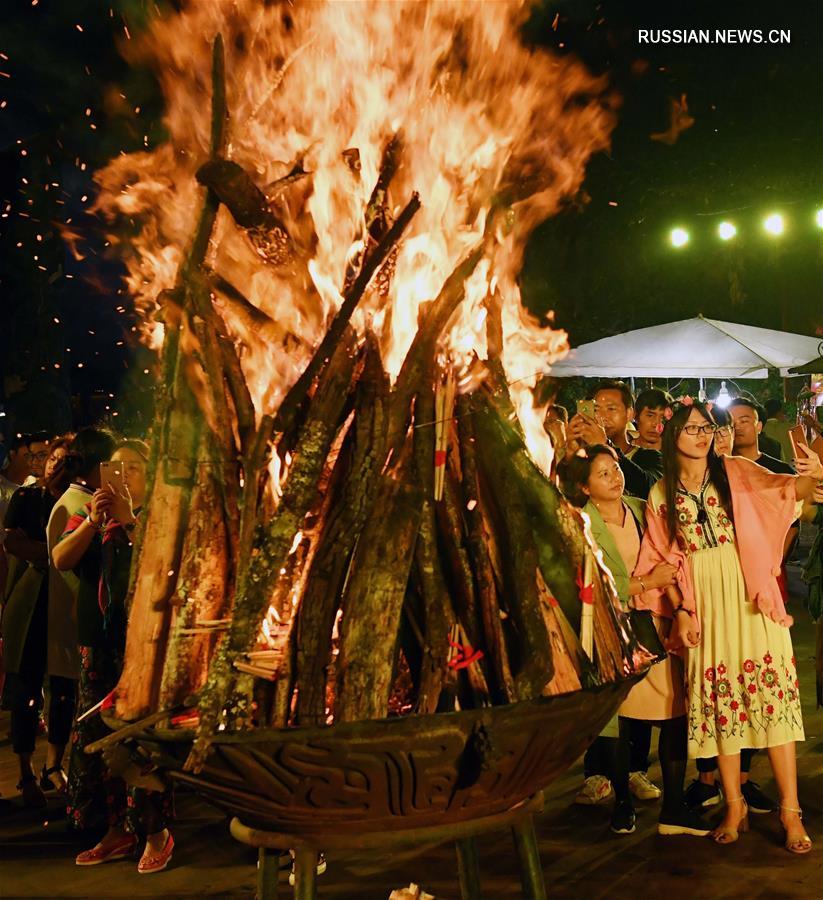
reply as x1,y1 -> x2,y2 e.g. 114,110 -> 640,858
661,401 -> 732,543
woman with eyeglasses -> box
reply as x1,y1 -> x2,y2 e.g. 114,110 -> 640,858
635,399 -> 823,853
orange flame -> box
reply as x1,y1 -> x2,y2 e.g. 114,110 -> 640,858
93,0 -> 616,468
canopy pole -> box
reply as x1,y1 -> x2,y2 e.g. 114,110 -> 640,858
698,378 -> 706,402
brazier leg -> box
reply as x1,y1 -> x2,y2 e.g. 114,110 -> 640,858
455,837 -> 483,899
257,848 -> 279,900
292,848 -> 317,900
511,816 -> 547,900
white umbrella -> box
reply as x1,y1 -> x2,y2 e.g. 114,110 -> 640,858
550,315 -> 823,379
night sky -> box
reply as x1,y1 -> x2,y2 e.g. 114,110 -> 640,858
1,0 -> 821,434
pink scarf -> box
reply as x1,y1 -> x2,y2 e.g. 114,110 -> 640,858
634,455 -> 796,628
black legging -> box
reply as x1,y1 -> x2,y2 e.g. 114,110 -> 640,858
585,716 -> 688,813
9,674 -> 76,754
627,718 -> 653,773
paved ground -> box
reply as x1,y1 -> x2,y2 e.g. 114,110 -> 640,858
2,550 -> 823,899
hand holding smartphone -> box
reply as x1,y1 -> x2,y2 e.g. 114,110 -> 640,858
788,424 -> 808,460
576,399 -> 595,420
99,461 -> 125,494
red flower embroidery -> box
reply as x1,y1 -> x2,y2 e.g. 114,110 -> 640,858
791,656 -> 796,668
676,496 -> 684,506
778,690 -> 784,700
760,668 -> 778,688
730,700 -> 739,710
717,664 -> 727,675
739,712 -> 748,723
718,534 -> 728,544
701,723 -> 709,732
718,715 -> 728,726
747,683 -> 757,694
709,691 -> 717,702
763,653 -> 773,664
705,667 -> 716,682
695,525 -> 703,536
737,673 -> 745,684
743,659 -> 755,673
766,704 -> 775,715
707,496 -> 717,507
689,543 -> 698,552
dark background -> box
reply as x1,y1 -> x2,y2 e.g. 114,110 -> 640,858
1,0 -> 821,435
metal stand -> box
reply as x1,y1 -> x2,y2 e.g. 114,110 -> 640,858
232,793 -> 547,900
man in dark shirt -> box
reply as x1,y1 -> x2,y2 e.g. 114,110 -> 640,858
567,380 -> 662,499
633,388 -> 674,452
729,398 -> 795,475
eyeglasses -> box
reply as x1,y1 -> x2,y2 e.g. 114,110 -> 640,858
30,452 -> 49,461
682,424 -> 718,436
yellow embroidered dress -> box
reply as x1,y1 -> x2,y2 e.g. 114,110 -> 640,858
648,479 -> 804,759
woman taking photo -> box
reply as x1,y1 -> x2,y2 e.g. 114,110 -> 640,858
561,445 -> 709,838
636,399 -> 823,851
53,438 -> 174,874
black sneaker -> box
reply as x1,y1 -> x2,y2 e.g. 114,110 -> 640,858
658,805 -> 711,837
610,800 -> 637,835
742,780 -> 776,814
684,778 -> 721,810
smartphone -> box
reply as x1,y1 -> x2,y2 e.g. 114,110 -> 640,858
577,399 -> 595,419
99,461 -> 125,493
788,424 -> 808,458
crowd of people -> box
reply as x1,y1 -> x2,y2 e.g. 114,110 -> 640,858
1,384 -> 822,880
546,382 -> 823,851
0,427 -> 174,874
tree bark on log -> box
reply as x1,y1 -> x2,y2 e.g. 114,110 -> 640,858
335,449 -> 424,723
385,245 -> 484,460
116,35 -> 227,720
456,394 -> 515,704
411,379 -> 454,715
157,435 -> 231,710
472,398 -> 554,700
188,328 -> 358,768
477,389 -> 581,630
294,337 -> 389,725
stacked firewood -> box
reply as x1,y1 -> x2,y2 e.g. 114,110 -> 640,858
111,36 -> 647,773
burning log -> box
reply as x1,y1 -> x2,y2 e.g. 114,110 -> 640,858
116,36 -> 229,720
157,437 -> 232,710
456,394 -> 515,703
195,158 -> 295,267
335,448 -> 424,723
98,6 -> 642,795
271,192 -> 421,439
190,326 -> 359,765
293,336 -> 389,725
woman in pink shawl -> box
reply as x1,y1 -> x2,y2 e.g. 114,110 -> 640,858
635,399 -> 823,853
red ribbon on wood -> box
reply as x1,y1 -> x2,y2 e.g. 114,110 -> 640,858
434,449 -> 447,466
576,567 -> 595,605
446,634 -> 484,669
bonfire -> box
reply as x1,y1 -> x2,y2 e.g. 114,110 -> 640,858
89,0 -> 645,777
